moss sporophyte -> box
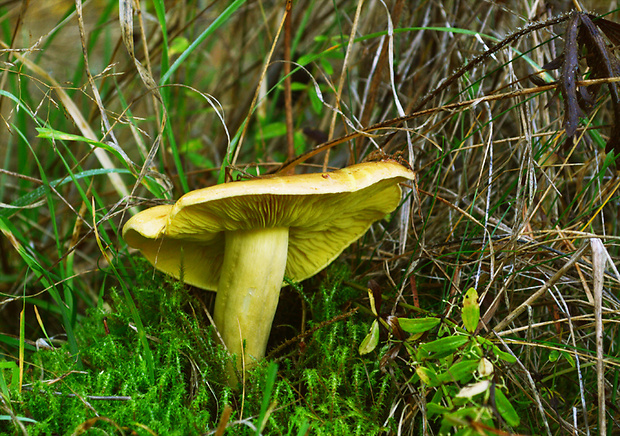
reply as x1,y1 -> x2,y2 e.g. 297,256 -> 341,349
122,161 -> 414,385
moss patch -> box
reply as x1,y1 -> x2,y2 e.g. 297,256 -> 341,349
6,267 -> 400,435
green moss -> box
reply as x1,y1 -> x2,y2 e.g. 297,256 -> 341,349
261,267 -> 398,435
4,266 -> 400,435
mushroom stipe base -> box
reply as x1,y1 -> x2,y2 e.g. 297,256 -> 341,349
213,227 -> 289,382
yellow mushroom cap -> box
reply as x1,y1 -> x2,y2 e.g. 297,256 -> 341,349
122,161 -> 414,290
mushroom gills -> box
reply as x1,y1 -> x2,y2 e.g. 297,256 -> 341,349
213,227 -> 289,372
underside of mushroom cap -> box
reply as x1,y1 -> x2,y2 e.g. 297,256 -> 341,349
122,161 -> 414,290
123,204 -> 224,290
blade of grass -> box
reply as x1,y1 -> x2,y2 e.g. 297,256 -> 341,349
10,124 -> 82,359
591,238 -> 606,434
161,0 -> 247,86
0,168 -> 140,218
155,0 -> 247,191
18,306 -> 24,393
256,362 -> 278,435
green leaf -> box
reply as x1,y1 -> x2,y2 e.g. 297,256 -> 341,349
319,57 -> 334,75
420,335 -> 469,354
438,359 -> 479,383
548,349 -> 560,362
461,288 -> 480,333
295,420 -> 311,436
186,152 -> 214,169
359,320 -> 379,355
0,360 -> 18,399
416,365 -> 440,387
258,122 -> 287,140
181,138 -> 206,153
293,131 -> 306,155
398,317 -> 440,334
290,82 -> 308,91
427,401 -> 449,416
442,406 -> 481,428
494,387 -> 520,427
427,388 -> 445,417
256,362 -> 278,435
562,350 -> 575,367
169,36 -> 190,55
36,127 -> 135,172
491,345 -> 517,363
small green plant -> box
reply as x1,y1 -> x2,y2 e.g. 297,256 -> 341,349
360,286 -> 520,434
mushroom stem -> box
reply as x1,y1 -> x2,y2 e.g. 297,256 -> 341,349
213,227 -> 289,380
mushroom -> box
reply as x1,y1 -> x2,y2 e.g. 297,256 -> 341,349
122,161 -> 414,380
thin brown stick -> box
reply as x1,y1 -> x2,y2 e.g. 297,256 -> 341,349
214,405 -> 233,436
591,238 -> 606,434
323,0 -> 364,170
267,307 -> 358,359
284,0 -> 295,166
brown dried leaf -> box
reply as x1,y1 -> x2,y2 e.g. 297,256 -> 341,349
542,55 -> 564,71
579,14 -> 620,153
386,315 -> 405,340
551,12 -> 620,154
379,343 -> 401,372
560,13 -> 582,140
589,14 -> 620,46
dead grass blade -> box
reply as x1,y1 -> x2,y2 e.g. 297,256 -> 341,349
591,238 -> 606,434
